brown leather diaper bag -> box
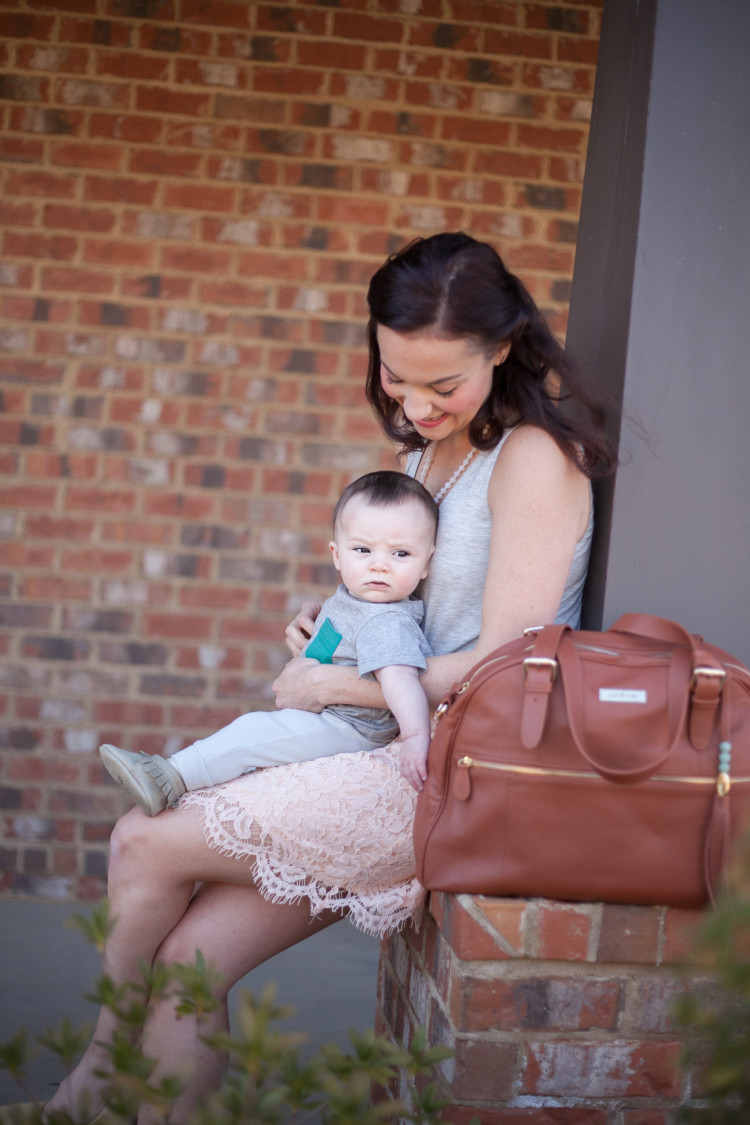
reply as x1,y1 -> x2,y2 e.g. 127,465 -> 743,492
413,614 -> 750,908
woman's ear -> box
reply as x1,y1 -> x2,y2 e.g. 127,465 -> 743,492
329,540 -> 341,572
495,342 -> 511,366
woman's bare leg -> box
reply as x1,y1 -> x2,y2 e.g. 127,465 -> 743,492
45,807 -> 197,1119
46,803 -> 338,1119
138,880 -> 341,1125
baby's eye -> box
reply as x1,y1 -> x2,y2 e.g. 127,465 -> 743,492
393,550 -> 410,558
353,546 -> 370,554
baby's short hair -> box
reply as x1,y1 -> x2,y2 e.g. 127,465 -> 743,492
333,470 -> 438,541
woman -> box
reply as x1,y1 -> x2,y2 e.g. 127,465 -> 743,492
44,232 -> 612,1123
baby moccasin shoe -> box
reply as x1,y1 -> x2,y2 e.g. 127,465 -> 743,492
99,745 -> 186,816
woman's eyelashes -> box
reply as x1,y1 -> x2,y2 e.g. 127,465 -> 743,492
381,370 -> 458,399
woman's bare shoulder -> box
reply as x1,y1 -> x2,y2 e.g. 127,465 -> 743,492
490,425 -> 590,532
495,424 -> 583,478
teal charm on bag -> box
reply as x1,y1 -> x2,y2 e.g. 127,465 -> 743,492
304,618 -> 342,664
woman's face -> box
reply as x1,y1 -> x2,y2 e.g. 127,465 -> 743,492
376,325 -> 508,442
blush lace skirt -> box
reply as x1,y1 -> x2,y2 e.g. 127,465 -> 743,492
180,741 -> 425,938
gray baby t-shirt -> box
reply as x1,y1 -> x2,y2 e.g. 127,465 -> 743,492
303,584 -> 431,744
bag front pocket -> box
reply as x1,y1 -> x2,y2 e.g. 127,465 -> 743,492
427,754 -> 750,908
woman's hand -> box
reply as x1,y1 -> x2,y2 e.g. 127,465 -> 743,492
273,658 -> 386,714
272,657 -> 326,712
285,600 -> 322,657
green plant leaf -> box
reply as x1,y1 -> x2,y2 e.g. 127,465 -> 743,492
0,1029 -> 31,1079
3,902 -> 454,1124
37,1017 -> 93,1072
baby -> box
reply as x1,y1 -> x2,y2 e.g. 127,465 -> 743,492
100,470 -> 437,812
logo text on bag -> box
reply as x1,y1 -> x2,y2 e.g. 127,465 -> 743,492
599,689 -> 647,703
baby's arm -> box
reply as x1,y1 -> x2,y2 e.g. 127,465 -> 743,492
375,664 -> 431,792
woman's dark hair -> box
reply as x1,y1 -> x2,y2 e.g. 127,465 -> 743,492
365,232 -> 614,477
333,470 -> 438,542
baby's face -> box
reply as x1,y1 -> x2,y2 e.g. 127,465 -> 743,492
330,496 -> 435,604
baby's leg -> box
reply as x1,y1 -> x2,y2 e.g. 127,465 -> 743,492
171,708 -> 374,789
100,713 -> 375,817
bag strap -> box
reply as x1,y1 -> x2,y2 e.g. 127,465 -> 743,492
520,623 -> 569,749
610,614 -> 727,751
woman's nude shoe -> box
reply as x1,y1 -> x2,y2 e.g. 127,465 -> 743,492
99,744 -> 186,816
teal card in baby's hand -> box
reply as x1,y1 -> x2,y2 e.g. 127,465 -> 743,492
305,617 -> 342,664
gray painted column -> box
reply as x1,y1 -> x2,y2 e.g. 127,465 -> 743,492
568,0 -> 750,664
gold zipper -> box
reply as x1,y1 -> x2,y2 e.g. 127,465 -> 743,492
433,652 -> 519,722
456,755 -> 747,793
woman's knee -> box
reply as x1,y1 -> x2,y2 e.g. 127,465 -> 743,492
108,807 -> 159,874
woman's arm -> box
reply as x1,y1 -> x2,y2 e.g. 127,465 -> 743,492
474,424 -> 590,655
273,427 -> 590,712
412,426 -> 590,705
272,656 -> 382,712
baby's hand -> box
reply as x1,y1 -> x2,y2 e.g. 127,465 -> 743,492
398,733 -> 429,792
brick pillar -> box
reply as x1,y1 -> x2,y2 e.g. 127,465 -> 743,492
376,892 -> 709,1123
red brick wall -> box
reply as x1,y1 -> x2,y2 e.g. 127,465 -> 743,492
377,893 -> 708,1123
0,0 -> 601,900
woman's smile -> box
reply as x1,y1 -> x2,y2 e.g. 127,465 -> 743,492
413,412 -> 450,429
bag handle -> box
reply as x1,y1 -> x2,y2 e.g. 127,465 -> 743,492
556,632 -> 693,783
609,612 -> 703,649
610,614 -> 727,750
519,617 -> 716,761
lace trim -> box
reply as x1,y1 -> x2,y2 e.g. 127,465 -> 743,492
180,743 -> 426,939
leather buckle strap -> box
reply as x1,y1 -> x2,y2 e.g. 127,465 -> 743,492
689,665 -> 726,751
690,666 -> 726,690
523,656 -> 558,681
520,625 -> 568,750
521,659 -> 558,749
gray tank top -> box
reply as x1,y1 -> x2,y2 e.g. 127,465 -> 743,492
406,431 -> 593,656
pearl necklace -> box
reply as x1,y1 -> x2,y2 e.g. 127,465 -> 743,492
416,441 -> 478,505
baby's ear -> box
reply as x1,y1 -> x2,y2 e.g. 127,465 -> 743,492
329,540 -> 341,570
